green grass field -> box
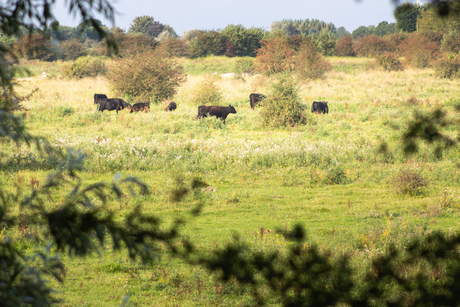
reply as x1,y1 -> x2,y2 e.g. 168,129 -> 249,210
3,56 -> 459,306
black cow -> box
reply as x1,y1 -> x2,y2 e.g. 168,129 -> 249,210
196,105 -> 237,124
311,101 -> 329,114
98,98 -> 131,113
130,102 -> 150,113
94,94 -> 107,105
164,101 -> 177,112
249,93 -> 266,109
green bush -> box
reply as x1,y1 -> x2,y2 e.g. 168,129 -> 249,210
63,56 -> 106,78
391,169 -> 428,196
260,75 -> 311,128
434,54 -> 460,79
107,50 -> 186,102
376,52 -> 404,71
187,30 -> 226,58
441,33 -> 460,54
190,75 -> 222,106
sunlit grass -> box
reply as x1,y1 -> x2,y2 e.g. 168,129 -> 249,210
5,56 -> 460,306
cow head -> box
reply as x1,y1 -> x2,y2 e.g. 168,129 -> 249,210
228,105 -> 237,114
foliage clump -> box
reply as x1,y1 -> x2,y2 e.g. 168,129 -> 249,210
14,34 -> 58,61
295,42 -> 331,79
260,75 -> 311,128
352,35 -> 392,57
253,37 -> 296,75
190,75 -> 222,106
60,38 -> 87,60
156,38 -> 190,57
335,35 -> 355,57
63,55 -> 106,78
441,33 -> 460,54
376,52 -> 404,71
107,50 -> 185,102
391,169 -> 428,196
186,30 -> 226,58
400,34 -> 441,68
435,54 -> 460,79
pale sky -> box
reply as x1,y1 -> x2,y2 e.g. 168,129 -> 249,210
54,0 -> 425,35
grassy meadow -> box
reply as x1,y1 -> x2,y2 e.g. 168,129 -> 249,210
3,56 -> 460,306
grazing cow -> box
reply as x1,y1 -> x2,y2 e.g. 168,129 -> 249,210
94,94 -> 107,105
130,102 -> 150,113
98,98 -> 131,113
249,93 -> 266,109
196,105 -> 237,124
311,101 -> 329,114
164,101 -> 177,112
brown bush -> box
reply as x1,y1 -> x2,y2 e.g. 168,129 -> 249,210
391,170 -> 428,196
118,34 -> 158,57
353,35 -> 392,57
156,38 -> 190,57
107,50 -> 186,102
335,36 -> 355,57
400,34 -> 441,68
60,39 -> 87,60
14,34 -> 58,61
254,37 -> 296,75
419,31 -> 444,45
385,33 -> 409,54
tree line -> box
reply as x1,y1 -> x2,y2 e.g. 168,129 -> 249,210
3,2 -> 459,62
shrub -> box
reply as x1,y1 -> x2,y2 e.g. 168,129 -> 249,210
323,166 -> 347,185
295,42 -> 331,79
376,52 -> 404,71
107,50 -> 186,102
118,34 -> 158,57
434,54 -> 460,79
391,169 -> 428,196
63,56 -> 107,78
400,34 -> 441,68
311,29 -> 337,56
335,35 -> 355,57
385,33 -> 409,54
188,30 -> 226,58
156,38 -> 190,57
441,33 -> 460,54
60,39 -> 87,60
220,24 -> 265,57
14,34 -> 58,61
353,35 -> 392,57
260,75 -> 311,128
253,37 -> 296,75
190,75 -> 222,106
419,31 -> 444,45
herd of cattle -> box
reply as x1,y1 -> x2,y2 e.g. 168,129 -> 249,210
94,93 -> 328,124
